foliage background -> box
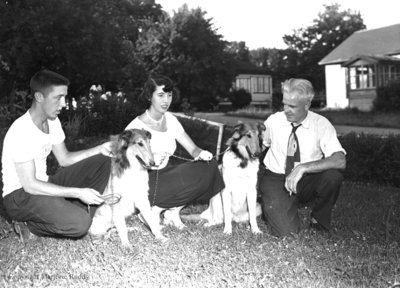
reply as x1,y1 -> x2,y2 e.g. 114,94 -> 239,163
0,1 -> 368,111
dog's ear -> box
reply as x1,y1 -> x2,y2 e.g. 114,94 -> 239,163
257,122 -> 266,133
119,130 -> 134,147
109,134 -> 119,141
226,123 -> 241,147
232,122 -> 244,139
109,135 -> 119,153
234,122 -> 244,131
113,130 -> 133,177
143,129 -> 152,140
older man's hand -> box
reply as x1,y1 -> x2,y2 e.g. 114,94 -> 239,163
284,164 -> 305,196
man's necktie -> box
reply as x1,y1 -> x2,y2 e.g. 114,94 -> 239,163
285,123 -> 301,176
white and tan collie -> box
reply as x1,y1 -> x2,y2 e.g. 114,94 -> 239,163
89,129 -> 167,246
200,122 -> 265,234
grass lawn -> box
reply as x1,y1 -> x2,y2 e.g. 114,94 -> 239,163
227,107 -> 400,129
1,181 -> 399,288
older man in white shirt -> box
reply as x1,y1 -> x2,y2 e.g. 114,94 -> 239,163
260,78 -> 346,237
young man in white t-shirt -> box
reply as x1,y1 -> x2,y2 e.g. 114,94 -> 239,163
1,70 -> 112,243
260,79 -> 346,237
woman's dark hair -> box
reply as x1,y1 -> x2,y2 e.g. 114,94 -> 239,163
138,74 -> 180,108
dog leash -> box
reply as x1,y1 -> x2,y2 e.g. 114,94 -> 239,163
87,194 -> 122,214
150,148 -> 231,206
152,169 -> 160,206
101,193 -> 122,205
164,147 -> 231,163
87,170 -> 122,215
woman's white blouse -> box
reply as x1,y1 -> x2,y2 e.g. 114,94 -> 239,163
125,112 -> 184,169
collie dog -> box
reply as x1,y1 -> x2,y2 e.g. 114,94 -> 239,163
200,122 -> 265,234
89,129 -> 167,246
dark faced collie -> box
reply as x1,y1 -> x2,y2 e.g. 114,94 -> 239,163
89,129 -> 167,246
200,122 -> 265,234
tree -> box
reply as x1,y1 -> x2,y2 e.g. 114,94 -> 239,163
0,0 -> 163,108
136,5 -> 236,110
226,41 -> 250,63
249,48 -> 302,91
282,3 -> 365,91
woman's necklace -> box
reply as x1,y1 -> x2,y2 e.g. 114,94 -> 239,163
146,109 -> 164,125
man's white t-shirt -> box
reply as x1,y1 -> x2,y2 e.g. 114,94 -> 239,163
125,112 -> 184,169
1,111 -> 65,197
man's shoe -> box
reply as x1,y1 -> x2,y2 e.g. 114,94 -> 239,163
12,221 -> 37,244
309,218 -> 329,232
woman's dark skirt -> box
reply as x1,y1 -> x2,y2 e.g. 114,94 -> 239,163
148,159 -> 224,208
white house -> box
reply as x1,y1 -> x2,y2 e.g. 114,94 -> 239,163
319,24 -> 400,111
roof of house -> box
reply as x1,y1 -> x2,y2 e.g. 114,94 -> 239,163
342,55 -> 400,67
319,23 -> 400,66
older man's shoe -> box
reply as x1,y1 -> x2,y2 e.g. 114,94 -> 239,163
12,221 -> 37,244
309,217 -> 329,232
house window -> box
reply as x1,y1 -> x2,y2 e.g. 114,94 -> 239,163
348,65 -> 375,90
251,77 -> 270,93
377,65 -> 400,86
236,78 -> 251,91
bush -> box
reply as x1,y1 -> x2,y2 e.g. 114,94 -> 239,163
85,96 -> 139,136
228,89 -> 252,110
374,79 -> 400,111
339,133 -> 400,187
59,91 -> 141,139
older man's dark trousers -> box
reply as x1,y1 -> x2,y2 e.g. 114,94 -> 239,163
3,155 -> 111,238
259,166 -> 343,237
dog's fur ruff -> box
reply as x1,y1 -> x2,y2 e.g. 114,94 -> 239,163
89,129 -> 167,246
199,122 -> 265,234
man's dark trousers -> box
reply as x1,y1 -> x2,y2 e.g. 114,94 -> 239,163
3,155 -> 111,238
259,166 -> 343,237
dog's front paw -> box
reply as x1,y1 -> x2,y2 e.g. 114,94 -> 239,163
252,228 -> 263,234
174,222 -> 186,230
156,235 -> 169,243
203,221 -> 213,227
163,217 -> 186,230
223,227 -> 232,235
203,220 -> 220,227
89,233 -> 105,245
120,239 -> 131,247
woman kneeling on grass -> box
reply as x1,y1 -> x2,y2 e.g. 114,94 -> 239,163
125,74 -> 225,229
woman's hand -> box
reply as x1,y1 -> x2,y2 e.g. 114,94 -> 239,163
195,150 -> 213,161
154,152 -> 167,167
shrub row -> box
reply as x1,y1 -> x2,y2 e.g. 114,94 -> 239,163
1,115 -> 399,189
339,133 -> 400,187
374,79 -> 400,112
179,117 -> 400,188
59,94 -> 142,141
